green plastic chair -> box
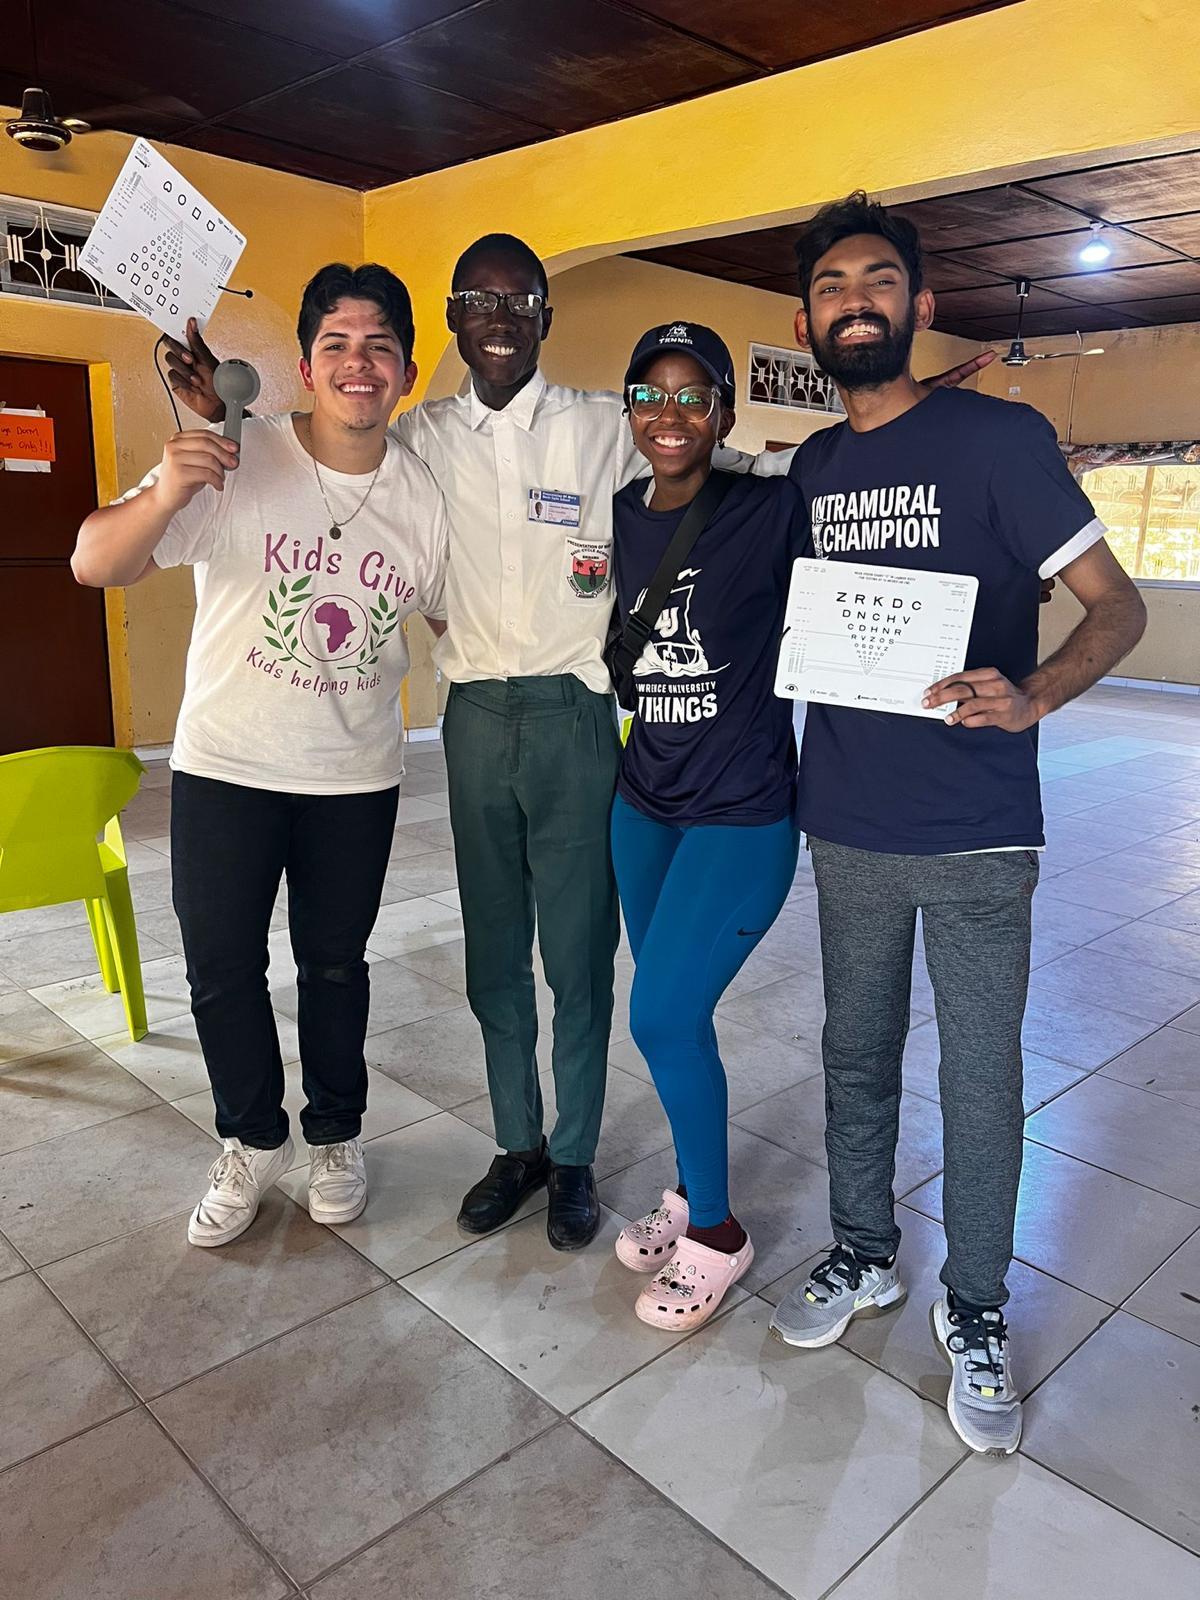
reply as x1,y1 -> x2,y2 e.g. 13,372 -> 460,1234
0,746 -> 149,1041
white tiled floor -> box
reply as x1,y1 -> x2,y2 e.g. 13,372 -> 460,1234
1,686 -> 1199,1598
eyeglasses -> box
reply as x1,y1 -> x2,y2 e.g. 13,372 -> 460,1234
451,289 -> 545,319
625,382 -> 719,421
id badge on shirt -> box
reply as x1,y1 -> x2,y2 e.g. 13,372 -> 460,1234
529,488 -> 581,526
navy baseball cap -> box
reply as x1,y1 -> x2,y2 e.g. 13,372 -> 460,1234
624,321 -> 736,406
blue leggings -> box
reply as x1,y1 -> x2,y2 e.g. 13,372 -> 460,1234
611,794 -> 800,1226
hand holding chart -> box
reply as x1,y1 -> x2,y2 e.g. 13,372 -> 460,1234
774,559 -> 978,719
80,139 -> 245,339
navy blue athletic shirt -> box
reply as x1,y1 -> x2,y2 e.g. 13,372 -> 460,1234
788,387 -> 1104,854
613,472 -> 807,826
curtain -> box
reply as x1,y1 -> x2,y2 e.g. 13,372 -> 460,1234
1062,440 -> 1200,477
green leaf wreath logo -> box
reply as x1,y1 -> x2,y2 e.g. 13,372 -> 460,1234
354,591 -> 401,674
263,575 -> 314,668
261,578 -> 402,675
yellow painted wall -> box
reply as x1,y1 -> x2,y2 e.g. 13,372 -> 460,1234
1039,582 -> 1197,687
0,121 -> 361,744
368,0 -> 1200,402
433,254 -> 979,452
976,323 -> 1200,446
981,323 -> 1200,685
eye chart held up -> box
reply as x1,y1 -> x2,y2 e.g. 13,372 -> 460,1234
775,558 -> 978,719
80,138 -> 246,338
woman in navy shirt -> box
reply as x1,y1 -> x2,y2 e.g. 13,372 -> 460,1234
609,323 -> 807,1330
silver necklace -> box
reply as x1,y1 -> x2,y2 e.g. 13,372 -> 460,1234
302,416 -> 385,541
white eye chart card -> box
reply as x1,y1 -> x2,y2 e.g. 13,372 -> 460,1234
774,558 -> 978,719
80,139 -> 246,338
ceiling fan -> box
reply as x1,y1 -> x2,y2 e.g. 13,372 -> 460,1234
1001,278 -> 1106,365
4,86 -> 92,152
7,0 -> 200,155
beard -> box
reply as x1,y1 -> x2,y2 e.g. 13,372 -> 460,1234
809,306 -> 916,389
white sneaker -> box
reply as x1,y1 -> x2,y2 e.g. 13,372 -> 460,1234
188,1136 -> 295,1248
308,1138 -> 368,1225
931,1294 -> 1022,1455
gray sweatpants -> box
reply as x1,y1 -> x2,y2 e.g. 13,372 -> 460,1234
809,837 -> 1039,1309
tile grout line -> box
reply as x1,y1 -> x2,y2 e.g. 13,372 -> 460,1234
1019,1127 -> 1200,1210
1015,1444 -> 1200,1562
816,1452 -> 973,1600
139,1400 -> 307,1597
293,1414 -> 562,1596
561,1414 -> 800,1600
0,1259 -> 151,1475
1111,1218 -> 1200,1350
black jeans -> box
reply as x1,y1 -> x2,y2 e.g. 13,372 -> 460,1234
171,772 -> 399,1150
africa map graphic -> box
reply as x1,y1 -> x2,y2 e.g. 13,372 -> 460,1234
261,577 -> 400,674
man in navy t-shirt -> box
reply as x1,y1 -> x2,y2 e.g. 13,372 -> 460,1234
768,192 -> 1146,1457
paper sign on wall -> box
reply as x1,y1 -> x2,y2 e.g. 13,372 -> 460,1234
0,411 -> 56,462
79,138 -> 246,338
0,407 -> 53,473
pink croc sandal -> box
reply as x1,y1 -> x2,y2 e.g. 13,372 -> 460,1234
615,1189 -> 689,1273
634,1233 -> 754,1331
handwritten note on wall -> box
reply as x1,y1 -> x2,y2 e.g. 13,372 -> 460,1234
0,407 -> 55,473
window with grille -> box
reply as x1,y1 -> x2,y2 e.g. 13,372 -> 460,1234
747,343 -> 844,416
1081,464 -> 1200,584
1,195 -> 130,312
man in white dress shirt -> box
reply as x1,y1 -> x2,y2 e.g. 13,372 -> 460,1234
168,237 -> 639,1248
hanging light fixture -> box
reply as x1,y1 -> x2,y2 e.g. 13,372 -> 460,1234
1078,221 -> 1112,267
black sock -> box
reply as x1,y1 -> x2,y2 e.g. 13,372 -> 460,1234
947,1288 -> 999,1316
507,1142 -> 544,1165
673,1181 -> 688,1202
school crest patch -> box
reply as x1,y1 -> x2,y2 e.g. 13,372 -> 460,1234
565,537 -> 612,599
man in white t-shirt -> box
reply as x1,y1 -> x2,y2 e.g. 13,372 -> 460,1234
72,264 -> 448,1248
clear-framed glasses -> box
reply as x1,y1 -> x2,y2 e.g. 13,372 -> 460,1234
625,382 -> 719,422
451,289 -> 545,318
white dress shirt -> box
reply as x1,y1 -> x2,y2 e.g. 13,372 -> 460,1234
394,369 -> 791,693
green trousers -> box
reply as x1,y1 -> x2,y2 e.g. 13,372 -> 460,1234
442,676 -> 621,1165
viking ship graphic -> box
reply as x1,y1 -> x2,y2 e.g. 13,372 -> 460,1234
633,568 -> 720,678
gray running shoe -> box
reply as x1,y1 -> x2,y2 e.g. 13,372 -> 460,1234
770,1244 -> 907,1348
931,1294 -> 1022,1455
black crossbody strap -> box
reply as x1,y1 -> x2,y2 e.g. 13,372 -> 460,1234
612,469 -> 737,689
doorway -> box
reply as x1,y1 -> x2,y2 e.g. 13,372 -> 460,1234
0,355 -> 113,751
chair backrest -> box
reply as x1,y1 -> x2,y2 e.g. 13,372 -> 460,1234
0,746 -> 145,910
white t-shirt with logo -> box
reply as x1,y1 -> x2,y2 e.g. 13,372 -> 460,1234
125,413 -> 448,795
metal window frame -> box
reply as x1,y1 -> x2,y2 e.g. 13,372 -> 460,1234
1,193 -> 131,314
746,342 -> 845,417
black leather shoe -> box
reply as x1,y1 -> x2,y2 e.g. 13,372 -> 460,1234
546,1162 -> 601,1251
457,1141 -> 549,1234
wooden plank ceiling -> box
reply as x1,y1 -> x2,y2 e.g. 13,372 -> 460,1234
631,150 -> 1200,339
5,0 -> 1016,190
